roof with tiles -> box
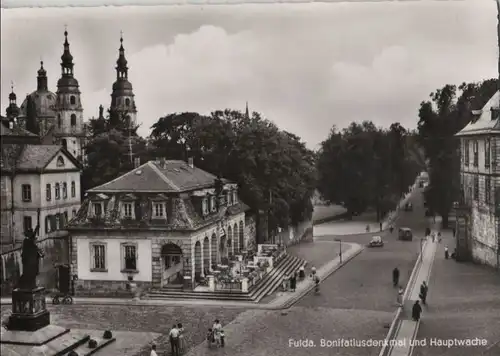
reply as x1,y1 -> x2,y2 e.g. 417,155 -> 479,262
456,91 -> 500,136
0,122 -> 38,137
89,160 -> 230,193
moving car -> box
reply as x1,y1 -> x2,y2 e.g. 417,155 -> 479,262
398,227 -> 413,241
368,235 -> 384,247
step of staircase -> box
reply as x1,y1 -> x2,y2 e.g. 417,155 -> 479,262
145,253 -> 307,302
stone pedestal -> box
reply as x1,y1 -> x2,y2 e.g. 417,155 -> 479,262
241,278 -> 248,293
208,276 -> 215,292
8,287 -> 50,332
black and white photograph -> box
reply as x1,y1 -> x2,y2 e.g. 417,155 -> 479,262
0,0 -> 499,355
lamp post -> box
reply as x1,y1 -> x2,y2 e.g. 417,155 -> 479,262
334,238 -> 342,264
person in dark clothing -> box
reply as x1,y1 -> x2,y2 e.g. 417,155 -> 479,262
380,222 -> 383,231
290,272 -> 297,292
220,329 -> 225,347
389,225 -> 394,234
412,300 -> 422,321
419,281 -> 428,305
392,268 -> 400,287
445,246 -> 449,259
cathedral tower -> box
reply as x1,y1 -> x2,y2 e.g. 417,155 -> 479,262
55,29 -> 85,160
5,83 -> 20,121
110,34 -> 137,127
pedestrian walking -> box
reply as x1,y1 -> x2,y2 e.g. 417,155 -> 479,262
379,222 -> 383,232
438,232 -> 442,243
220,329 -> 225,347
314,275 -> 320,294
290,271 -> 297,292
177,323 -> 185,354
412,300 -> 422,321
282,274 -> 289,291
419,281 -> 428,305
213,319 -> 223,347
392,267 -> 400,287
452,228 -> 456,237
150,344 -> 158,356
444,246 -> 449,259
169,324 -> 180,356
298,265 -> 305,279
311,266 -> 317,277
366,224 -> 370,233
389,225 -> 394,234
397,287 -> 404,307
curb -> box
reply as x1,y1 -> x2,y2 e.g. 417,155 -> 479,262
378,240 -> 427,356
276,244 -> 365,310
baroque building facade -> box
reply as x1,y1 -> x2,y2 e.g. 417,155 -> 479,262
456,91 -> 500,270
67,159 -> 251,296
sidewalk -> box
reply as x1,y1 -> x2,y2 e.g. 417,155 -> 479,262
387,238 -> 438,356
0,242 -> 364,310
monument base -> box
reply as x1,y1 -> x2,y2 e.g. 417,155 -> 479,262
7,287 -> 50,331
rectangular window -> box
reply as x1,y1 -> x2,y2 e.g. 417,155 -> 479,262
473,175 -> 479,200
72,209 -> 77,217
55,214 -> 60,230
227,191 -> 232,206
91,243 -> 107,271
123,203 -> 133,218
210,196 -> 217,212
23,216 -> 32,233
122,244 -> 137,271
71,181 -> 76,198
485,176 -> 491,204
62,183 -> 68,199
93,203 -> 102,217
473,140 -> 479,167
46,184 -> 51,201
202,198 -> 208,215
485,140 -> 491,168
464,140 -> 469,166
22,184 -> 31,202
55,183 -> 60,200
64,211 -> 68,226
153,203 -> 165,218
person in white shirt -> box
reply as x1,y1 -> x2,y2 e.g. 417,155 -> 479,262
169,324 -> 180,356
150,344 -> 158,356
212,319 -> 222,347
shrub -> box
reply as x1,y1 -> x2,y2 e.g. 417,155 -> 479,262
103,330 -> 113,339
88,339 -> 98,348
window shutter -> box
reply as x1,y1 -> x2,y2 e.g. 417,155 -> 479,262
45,216 -> 50,233
60,213 -> 66,228
50,215 -> 56,231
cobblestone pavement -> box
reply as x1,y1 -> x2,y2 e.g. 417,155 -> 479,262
413,231 -> 500,356
1,304 -> 246,355
185,307 -> 394,356
287,241 -> 340,271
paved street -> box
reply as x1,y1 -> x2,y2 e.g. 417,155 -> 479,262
413,230 -> 500,356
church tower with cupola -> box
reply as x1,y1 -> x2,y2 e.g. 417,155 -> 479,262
5,83 -> 20,121
110,35 -> 137,127
55,29 -> 85,160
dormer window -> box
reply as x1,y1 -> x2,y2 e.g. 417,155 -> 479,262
210,196 -> 217,213
153,202 -> 166,219
227,191 -> 233,206
202,198 -> 209,215
122,202 -> 134,219
92,202 -> 103,217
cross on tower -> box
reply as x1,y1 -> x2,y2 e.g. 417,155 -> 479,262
10,80 -> 14,92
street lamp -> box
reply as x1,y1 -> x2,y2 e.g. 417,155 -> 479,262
334,238 -> 342,264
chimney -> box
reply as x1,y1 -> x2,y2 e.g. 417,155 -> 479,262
188,157 -> 194,168
134,157 -> 140,168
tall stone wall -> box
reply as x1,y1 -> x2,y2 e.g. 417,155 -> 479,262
471,206 -> 499,269
0,236 -> 70,295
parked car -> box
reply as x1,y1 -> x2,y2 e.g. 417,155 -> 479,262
368,235 -> 384,247
398,227 -> 413,241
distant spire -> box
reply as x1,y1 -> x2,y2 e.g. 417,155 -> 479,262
6,80 -> 20,119
37,60 -> 48,91
116,31 -> 128,80
60,26 -> 74,77
245,101 -> 249,119
9,81 -> 15,101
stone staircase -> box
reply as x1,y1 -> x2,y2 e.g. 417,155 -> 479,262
145,253 -> 306,302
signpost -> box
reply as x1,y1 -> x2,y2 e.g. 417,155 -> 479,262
334,238 -> 342,264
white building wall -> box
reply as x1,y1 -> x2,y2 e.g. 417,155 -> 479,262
76,237 -> 152,282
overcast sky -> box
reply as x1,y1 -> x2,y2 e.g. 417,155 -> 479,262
1,1 -> 497,148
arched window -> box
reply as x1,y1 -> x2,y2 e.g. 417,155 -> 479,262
57,114 -> 62,128
70,114 -> 77,127
57,156 -> 65,167
61,139 -> 67,149
125,98 -> 130,106
70,96 -> 76,105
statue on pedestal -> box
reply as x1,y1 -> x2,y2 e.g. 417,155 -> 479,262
18,208 -> 44,290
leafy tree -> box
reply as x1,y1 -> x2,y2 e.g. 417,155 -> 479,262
416,79 -> 497,227
81,107 -> 148,195
149,109 -> 317,242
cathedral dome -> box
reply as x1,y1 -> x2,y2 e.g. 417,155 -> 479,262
19,90 -> 58,119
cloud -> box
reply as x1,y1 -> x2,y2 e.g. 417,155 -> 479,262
1,1 -> 498,148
